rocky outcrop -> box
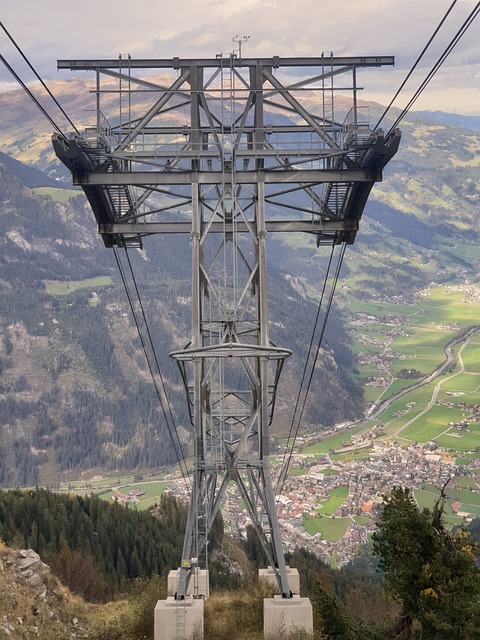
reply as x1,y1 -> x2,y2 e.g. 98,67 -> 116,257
0,547 -> 91,639
14,550 -> 50,601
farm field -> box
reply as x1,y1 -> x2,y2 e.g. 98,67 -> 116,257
437,374 -> 480,395
300,428 -> 362,455
436,422 -> 480,452
112,481 -> 170,510
56,474 -> 172,510
397,405 -> 466,442
330,447 -> 371,462
317,485 -> 349,515
58,475 -> 135,492
344,285 -> 480,406
461,340 -> 480,373
33,186 -> 82,203
44,276 -> 113,296
303,514 -> 351,541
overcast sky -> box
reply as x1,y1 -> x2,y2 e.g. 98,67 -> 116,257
1,0 -> 479,114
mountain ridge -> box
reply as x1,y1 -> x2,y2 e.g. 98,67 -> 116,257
1,78 -> 479,487
0,151 -> 363,487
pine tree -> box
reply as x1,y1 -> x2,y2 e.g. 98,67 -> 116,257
372,485 -> 480,639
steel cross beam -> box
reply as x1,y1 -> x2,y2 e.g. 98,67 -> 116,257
53,54 -> 400,601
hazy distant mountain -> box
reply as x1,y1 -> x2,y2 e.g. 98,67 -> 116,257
413,110 -> 480,132
0,151 -> 60,188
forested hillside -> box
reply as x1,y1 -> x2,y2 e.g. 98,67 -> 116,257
1,77 -> 480,488
0,487 -> 479,639
0,158 -> 362,487
0,489 -> 185,601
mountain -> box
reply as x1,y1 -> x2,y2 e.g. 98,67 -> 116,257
0,151 -> 362,488
0,150 -> 60,188
1,78 -> 479,488
413,109 -> 480,132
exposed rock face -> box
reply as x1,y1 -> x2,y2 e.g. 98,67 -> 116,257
0,547 -> 91,639
14,550 -> 50,600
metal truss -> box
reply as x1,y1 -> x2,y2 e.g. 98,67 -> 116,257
53,54 -> 400,600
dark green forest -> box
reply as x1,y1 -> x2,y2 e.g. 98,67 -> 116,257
0,161 -> 364,488
0,487 -> 479,639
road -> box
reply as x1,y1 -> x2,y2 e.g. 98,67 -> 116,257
366,325 -> 479,423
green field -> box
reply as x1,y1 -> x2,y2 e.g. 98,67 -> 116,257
101,481 -> 170,510
346,287 -> 480,410
58,475 -> 135,492
317,468 -> 339,476
438,375 -> 480,395
44,276 -> 114,296
330,447 -> 371,462
354,515 -> 371,526
33,186 -> 82,203
301,428 -> 362,454
317,485 -> 349,516
459,504 -> 480,518
461,341 -> 480,373
303,515 -> 351,540
455,477 -> 478,490
288,466 -> 308,476
435,422 -> 480,452
421,483 -> 480,507
398,405 -> 466,442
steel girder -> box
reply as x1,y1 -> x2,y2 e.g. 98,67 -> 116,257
53,54 -> 400,600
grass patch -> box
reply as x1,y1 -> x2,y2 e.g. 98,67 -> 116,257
33,186 -> 82,203
303,514 -> 351,541
317,485 -> 349,515
288,466 -> 308,476
330,447 -> 371,462
44,276 -> 113,296
435,422 -> 480,452
317,467 -> 339,476
300,428 -> 362,454
354,515 -> 371,526
461,342 -> 480,373
454,477 -> 478,490
398,405 -> 465,442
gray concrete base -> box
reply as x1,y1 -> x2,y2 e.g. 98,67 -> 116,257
258,566 -> 300,594
167,568 -> 209,599
154,596 -> 204,640
264,595 -> 313,637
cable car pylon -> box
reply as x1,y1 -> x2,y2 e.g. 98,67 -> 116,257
53,52 -> 400,639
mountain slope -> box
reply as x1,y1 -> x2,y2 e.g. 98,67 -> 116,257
0,154 -> 363,487
1,78 -> 479,486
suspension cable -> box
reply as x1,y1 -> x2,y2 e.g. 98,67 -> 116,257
113,246 -> 191,487
374,0 -> 459,131
123,248 -> 187,470
0,21 -> 80,136
386,1 -> 480,136
276,244 -> 335,492
277,242 -> 346,496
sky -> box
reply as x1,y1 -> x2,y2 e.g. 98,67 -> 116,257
1,0 -> 480,115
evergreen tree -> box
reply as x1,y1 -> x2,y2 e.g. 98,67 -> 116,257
372,485 -> 480,639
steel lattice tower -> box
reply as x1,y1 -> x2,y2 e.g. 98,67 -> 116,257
53,53 -> 400,600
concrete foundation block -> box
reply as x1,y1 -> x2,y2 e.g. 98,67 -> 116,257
167,568 -> 209,599
154,596 -> 204,640
258,566 -> 300,595
264,595 -> 313,637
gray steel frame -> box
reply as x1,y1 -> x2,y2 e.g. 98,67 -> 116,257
53,54 -> 400,600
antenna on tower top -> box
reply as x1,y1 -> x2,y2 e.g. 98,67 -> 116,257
232,34 -> 250,59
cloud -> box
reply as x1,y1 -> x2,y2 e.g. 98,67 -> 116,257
1,0 -> 479,113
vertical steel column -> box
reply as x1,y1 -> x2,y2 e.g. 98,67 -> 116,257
256,178 -> 291,597
176,64 -> 204,600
